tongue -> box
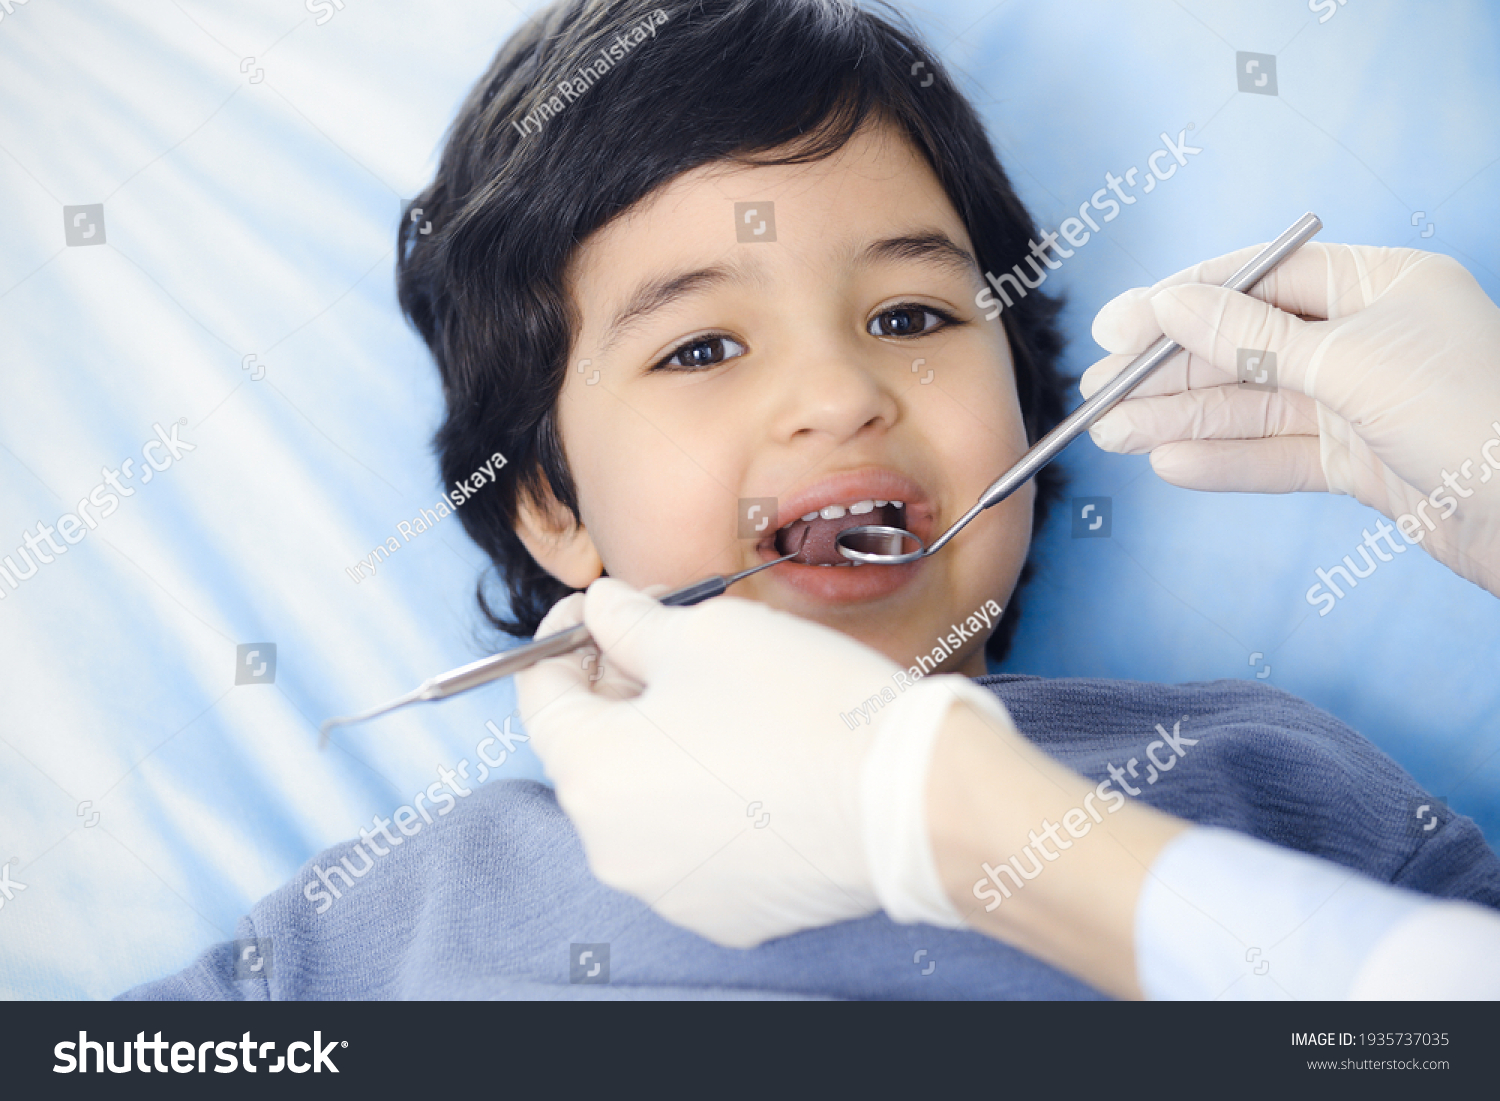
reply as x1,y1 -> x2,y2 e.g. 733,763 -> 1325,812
777,505 -> 905,565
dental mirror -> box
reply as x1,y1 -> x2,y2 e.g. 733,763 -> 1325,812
835,525 -> 928,565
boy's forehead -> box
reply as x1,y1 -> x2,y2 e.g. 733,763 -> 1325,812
569,122 -> 976,323
616,122 -> 951,238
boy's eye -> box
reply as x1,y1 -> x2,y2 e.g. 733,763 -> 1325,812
867,304 -> 955,339
653,333 -> 747,371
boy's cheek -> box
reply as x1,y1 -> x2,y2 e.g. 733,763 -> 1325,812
569,407 -> 751,559
580,472 -> 748,588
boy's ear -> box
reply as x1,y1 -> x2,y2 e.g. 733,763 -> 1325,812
513,489 -> 604,589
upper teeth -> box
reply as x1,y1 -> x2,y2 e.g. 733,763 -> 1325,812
787,500 -> 905,528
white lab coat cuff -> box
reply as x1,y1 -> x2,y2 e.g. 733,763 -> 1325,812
1135,827 -> 1426,1000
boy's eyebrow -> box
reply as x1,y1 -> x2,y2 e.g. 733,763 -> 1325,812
596,231 -> 978,355
853,231 -> 980,279
598,263 -> 752,356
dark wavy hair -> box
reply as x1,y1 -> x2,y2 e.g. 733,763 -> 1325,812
396,0 -> 1068,664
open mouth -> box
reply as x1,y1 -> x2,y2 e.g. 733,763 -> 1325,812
772,499 -> 912,566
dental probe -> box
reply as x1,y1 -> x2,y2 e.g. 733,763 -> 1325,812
835,211 -> 1324,565
319,540 -> 805,742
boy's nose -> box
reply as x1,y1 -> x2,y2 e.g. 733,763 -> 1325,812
771,345 -> 902,446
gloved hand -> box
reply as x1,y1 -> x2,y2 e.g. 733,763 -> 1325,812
1080,242 -> 1500,596
514,578 -> 1013,947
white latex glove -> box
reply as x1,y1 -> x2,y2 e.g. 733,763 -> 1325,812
1080,242 -> 1500,595
514,578 -> 1011,948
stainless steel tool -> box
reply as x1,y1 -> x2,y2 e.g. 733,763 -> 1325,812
319,544 -> 803,741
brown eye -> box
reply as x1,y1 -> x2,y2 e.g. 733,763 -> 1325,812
655,334 -> 746,371
868,305 -> 953,338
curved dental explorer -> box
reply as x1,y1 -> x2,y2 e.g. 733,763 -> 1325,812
319,530 -> 808,744
835,212 -> 1324,566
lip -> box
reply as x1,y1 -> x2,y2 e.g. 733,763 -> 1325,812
754,467 -> 936,604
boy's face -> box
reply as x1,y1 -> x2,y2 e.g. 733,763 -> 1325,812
522,120 -> 1033,676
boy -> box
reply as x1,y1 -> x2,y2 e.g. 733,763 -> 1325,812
124,0 -> 1499,1000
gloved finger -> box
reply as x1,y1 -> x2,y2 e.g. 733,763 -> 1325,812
609,583 -> 675,684
515,640 -> 598,743
1091,243 -> 1274,354
1078,346 -> 1232,401
566,643 -> 646,701
1084,243 -> 1382,397
534,591 -> 586,637
514,647 -> 641,787
1148,283 -> 1318,392
516,593 -> 621,755
519,590 -> 593,718
1092,242 -> 1406,342
532,588 -> 645,699
1148,437 -> 1330,493
579,577 -> 685,686
1088,386 -> 1324,453
1091,286 -> 1161,354
1270,242 -> 1433,319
